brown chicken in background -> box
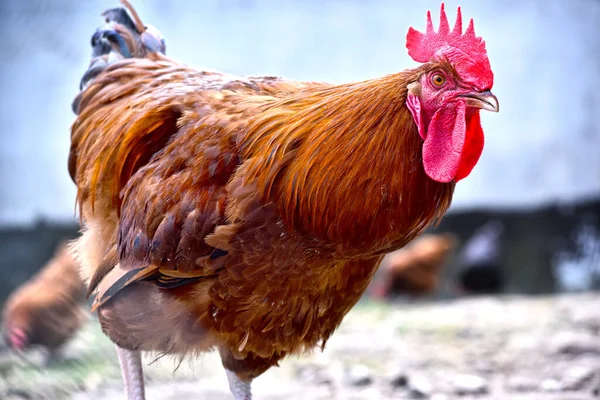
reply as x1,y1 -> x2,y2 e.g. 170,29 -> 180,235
2,241 -> 87,359
69,1 -> 498,399
370,233 -> 458,299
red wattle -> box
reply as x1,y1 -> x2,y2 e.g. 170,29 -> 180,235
422,100 -> 466,183
455,110 -> 484,181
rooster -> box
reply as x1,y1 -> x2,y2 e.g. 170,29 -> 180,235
370,233 -> 458,298
69,2 -> 498,399
2,241 -> 87,360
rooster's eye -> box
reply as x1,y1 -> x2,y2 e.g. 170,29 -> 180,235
431,74 -> 446,87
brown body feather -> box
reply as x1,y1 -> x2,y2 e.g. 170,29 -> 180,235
70,50 -> 455,375
2,241 -> 88,351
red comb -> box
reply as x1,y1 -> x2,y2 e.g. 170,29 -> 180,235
406,3 -> 493,89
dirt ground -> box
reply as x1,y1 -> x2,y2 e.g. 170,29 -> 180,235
1,293 -> 599,400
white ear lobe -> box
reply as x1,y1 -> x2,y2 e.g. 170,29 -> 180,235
407,81 -> 422,96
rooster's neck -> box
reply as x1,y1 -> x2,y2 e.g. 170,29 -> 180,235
243,69 -> 455,256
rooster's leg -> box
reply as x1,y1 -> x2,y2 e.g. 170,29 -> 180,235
116,345 -> 146,400
226,369 -> 252,400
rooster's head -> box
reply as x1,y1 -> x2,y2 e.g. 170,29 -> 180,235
405,3 -> 499,183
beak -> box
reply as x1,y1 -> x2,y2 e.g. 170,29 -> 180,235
460,90 -> 499,113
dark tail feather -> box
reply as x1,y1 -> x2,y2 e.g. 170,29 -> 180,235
74,2 -> 167,113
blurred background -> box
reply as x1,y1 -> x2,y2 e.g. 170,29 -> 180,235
0,1 -> 599,398
1,0 -> 598,303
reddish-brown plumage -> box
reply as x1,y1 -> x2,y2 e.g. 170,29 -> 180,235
69,2 -> 496,387
2,241 -> 87,353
